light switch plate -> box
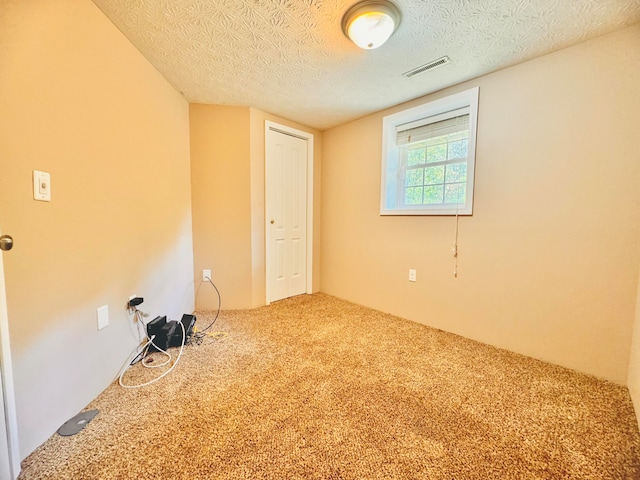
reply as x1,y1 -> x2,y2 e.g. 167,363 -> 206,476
97,305 -> 109,330
33,170 -> 51,201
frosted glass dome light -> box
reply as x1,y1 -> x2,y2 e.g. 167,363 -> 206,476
342,0 -> 401,50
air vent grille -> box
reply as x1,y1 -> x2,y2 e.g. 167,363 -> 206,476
403,56 -> 450,78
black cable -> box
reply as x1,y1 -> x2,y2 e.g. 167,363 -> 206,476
198,277 -> 222,332
129,308 -> 150,365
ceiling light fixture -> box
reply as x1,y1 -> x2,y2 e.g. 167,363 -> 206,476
341,0 -> 401,50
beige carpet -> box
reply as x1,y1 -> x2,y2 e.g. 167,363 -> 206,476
19,294 -> 640,479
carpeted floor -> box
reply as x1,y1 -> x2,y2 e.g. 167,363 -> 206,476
19,294 -> 640,479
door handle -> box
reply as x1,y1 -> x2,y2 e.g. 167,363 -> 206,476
0,234 -> 13,251
270,220 -> 275,224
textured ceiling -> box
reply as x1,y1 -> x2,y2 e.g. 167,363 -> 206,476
91,0 -> 640,130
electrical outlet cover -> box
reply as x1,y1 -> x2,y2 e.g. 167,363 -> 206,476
97,305 -> 109,330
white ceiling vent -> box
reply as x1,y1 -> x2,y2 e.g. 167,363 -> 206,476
403,56 -> 450,78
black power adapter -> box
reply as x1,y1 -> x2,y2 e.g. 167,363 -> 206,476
128,297 -> 144,308
170,314 -> 196,347
146,315 -> 167,337
146,314 -> 196,352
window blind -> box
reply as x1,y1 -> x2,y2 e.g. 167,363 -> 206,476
396,107 -> 470,146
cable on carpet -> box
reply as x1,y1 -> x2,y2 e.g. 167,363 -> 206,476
119,274 -> 224,387
118,307 -> 186,389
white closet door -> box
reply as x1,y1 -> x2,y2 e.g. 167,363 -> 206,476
266,128 -> 308,303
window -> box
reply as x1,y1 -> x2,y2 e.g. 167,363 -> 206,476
380,87 -> 479,215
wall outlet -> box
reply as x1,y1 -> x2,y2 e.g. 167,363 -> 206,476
409,269 -> 417,282
97,305 -> 109,330
203,269 -> 211,281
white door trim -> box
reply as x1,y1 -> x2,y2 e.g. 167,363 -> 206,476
0,229 -> 21,479
265,121 -> 314,305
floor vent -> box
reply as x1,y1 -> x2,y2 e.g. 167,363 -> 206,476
403,56 -> 450,78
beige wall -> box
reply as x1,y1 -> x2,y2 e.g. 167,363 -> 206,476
190,105 -> 253,309
0,0 -> 194,457
190,105 -> 321,310
321,25 -> 640,383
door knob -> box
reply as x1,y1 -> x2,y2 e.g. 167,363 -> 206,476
270,220 -> 275,224
0,234 -> 13,251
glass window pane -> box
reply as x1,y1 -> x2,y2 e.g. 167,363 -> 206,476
424,165 -> 444,185
426,143 -> 446,163
445,162 -> 467,183
405,168 -> 423,187
447,139 -> 468,160
424,185 -> 444,204
407,147 -> 426,166
444,183 -> 466,204
404,187 -> 423,205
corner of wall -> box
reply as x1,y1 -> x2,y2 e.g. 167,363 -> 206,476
190,105 -> 253,309
627,262 -> 640,427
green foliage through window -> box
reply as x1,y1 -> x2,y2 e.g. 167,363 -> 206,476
400,134 -> 469,207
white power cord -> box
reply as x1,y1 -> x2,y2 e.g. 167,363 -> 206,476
141,341 -> 171,368
118,319 -> 186,389
453,183 -> 462,278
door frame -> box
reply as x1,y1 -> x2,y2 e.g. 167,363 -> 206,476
0,229 -> 21,479
265,121 -> 314,305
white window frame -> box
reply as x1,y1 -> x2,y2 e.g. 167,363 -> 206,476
380,87 -> 479,215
